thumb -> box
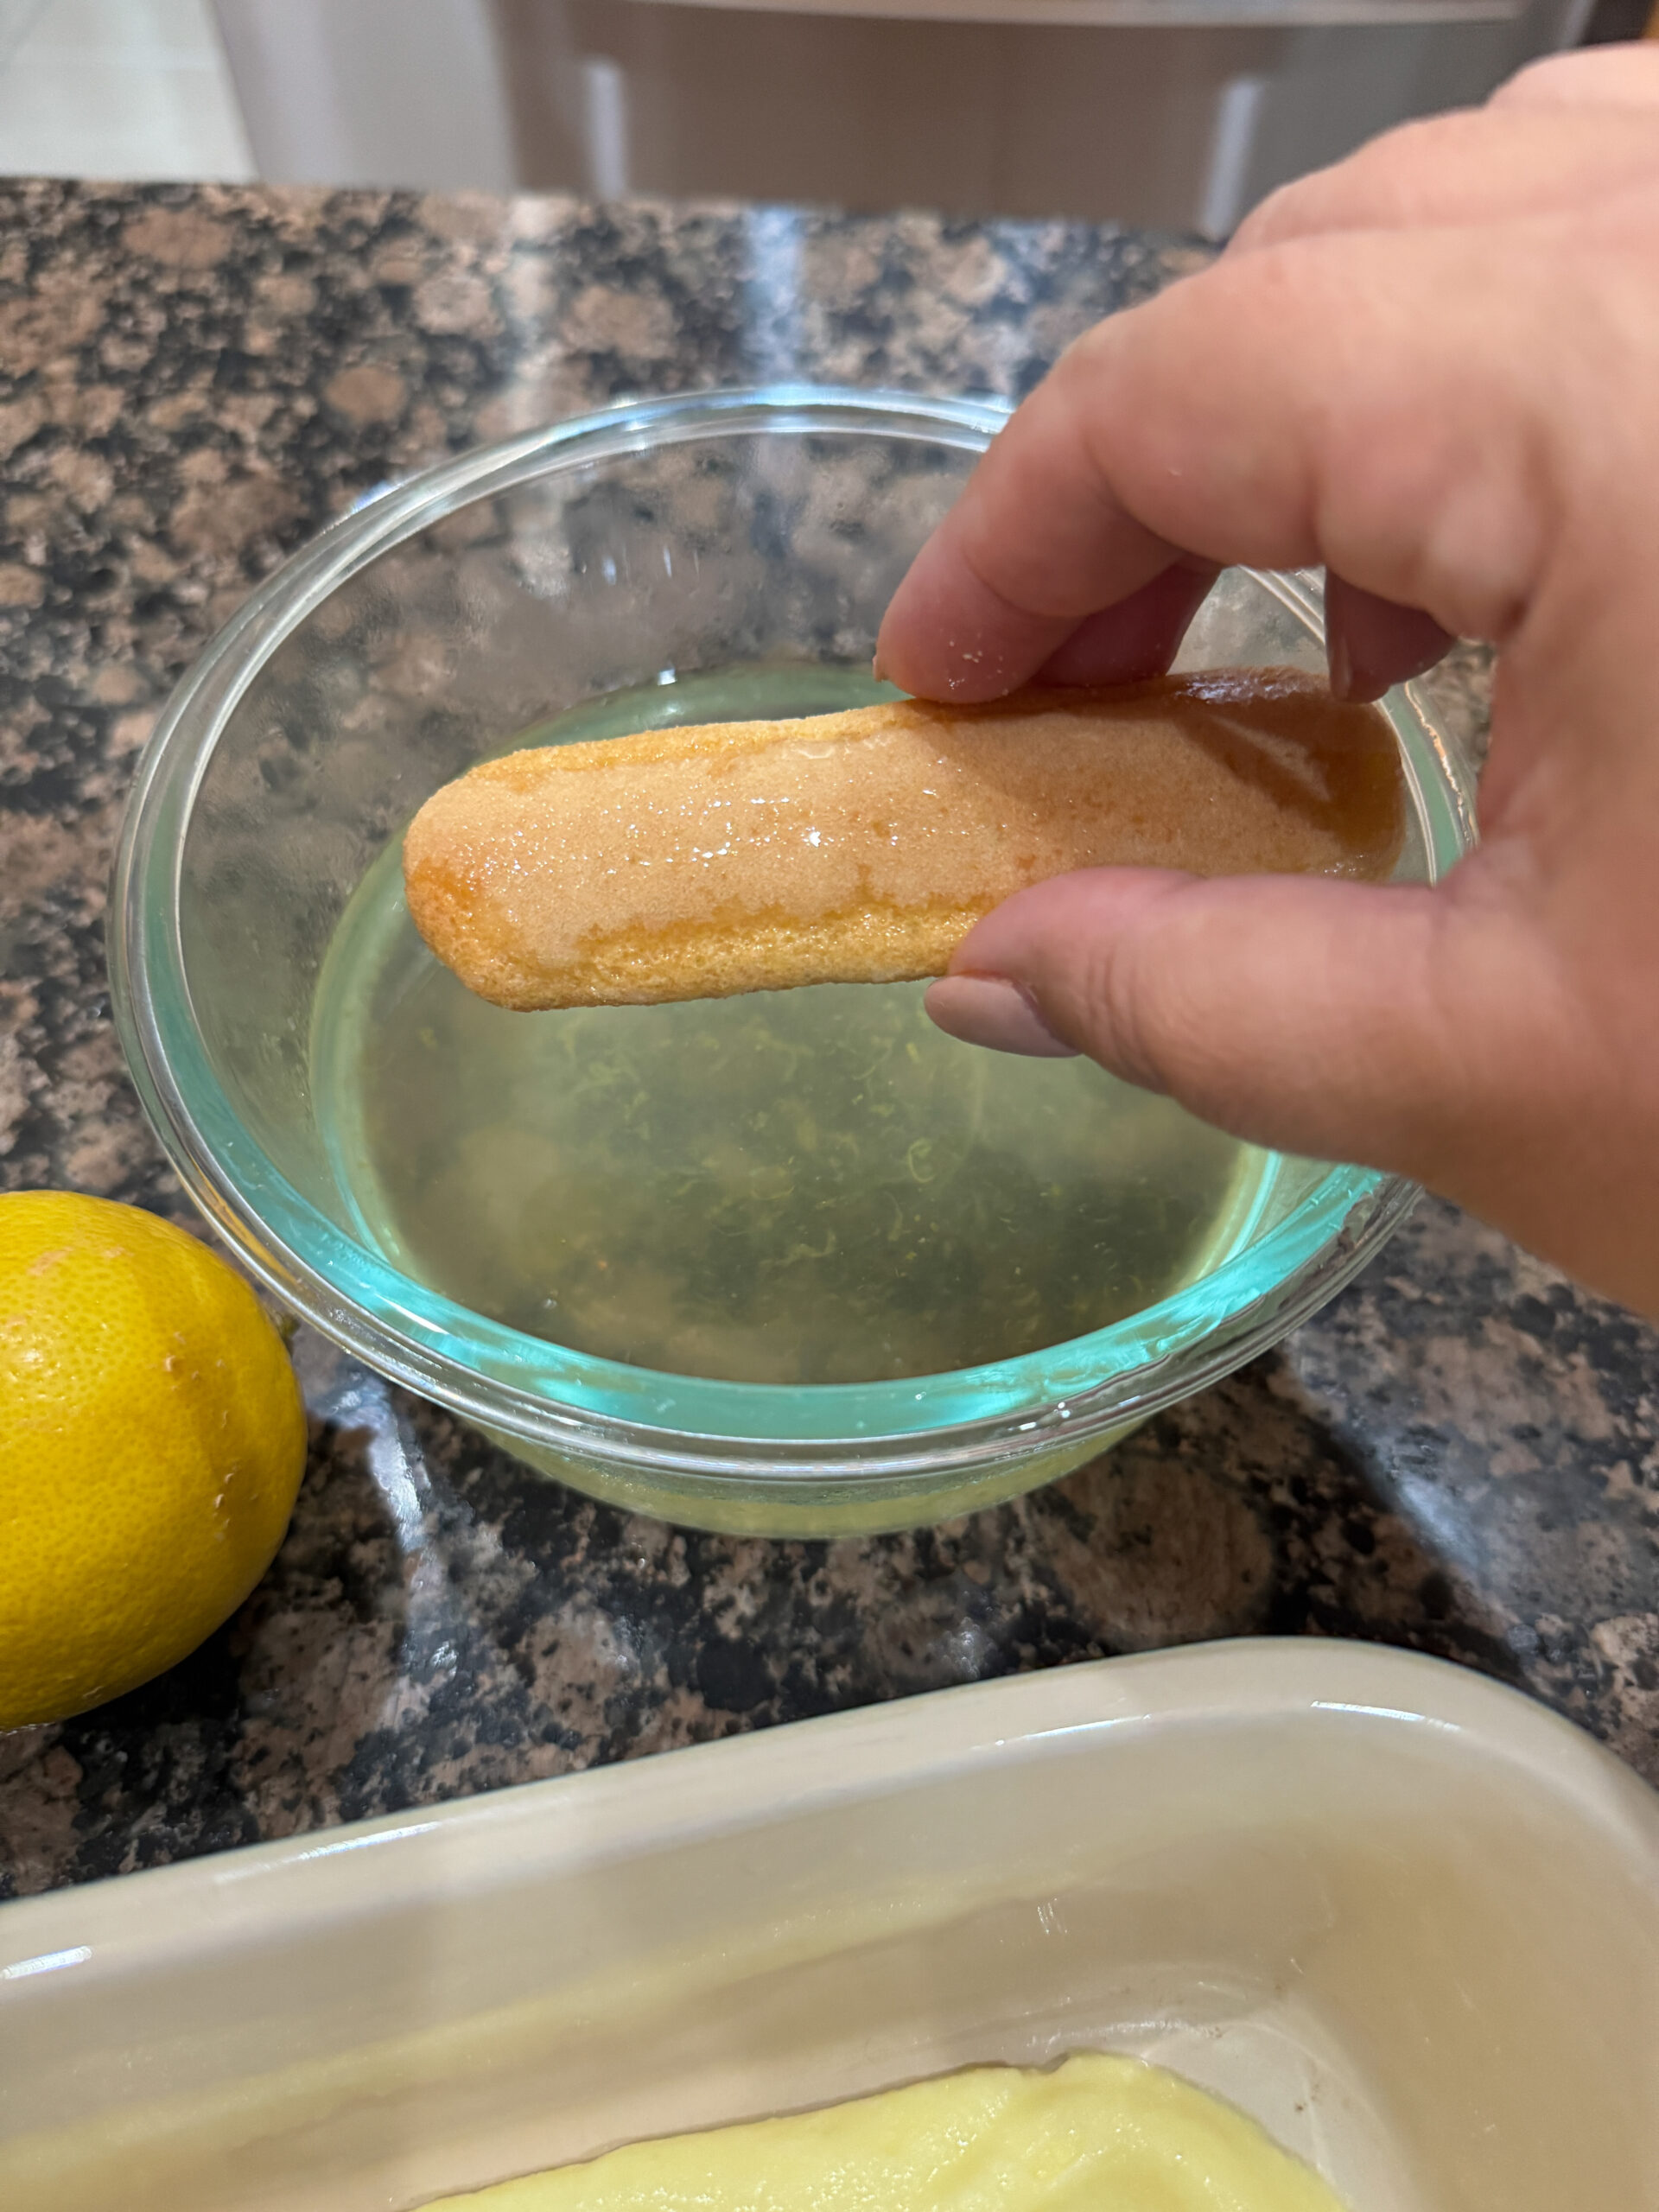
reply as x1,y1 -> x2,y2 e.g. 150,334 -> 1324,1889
925,868 -> 1473,1179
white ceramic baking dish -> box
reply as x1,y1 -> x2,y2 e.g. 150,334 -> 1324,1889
2,1640 -> 1656,2212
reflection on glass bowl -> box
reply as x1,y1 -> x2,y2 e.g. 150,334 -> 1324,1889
111,388 -> 1478,1535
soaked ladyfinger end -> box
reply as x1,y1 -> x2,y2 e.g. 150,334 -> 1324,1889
402,668 -> 1407,1012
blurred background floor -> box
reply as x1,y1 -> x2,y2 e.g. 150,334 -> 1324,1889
0,0 -> 252,180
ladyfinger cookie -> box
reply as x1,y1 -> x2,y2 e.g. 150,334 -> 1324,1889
403,667 -> 1405,1012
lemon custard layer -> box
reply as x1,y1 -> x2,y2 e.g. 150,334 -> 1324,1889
424,2051 -> 1348,2211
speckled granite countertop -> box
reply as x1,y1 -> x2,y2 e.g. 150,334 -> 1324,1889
1,181 -> 1656,1898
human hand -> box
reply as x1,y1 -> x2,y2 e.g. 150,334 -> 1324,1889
874,46 -> 1659,1317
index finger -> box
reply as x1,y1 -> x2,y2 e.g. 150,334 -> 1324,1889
874,225 -> 1548,702
873,342 -> 1185,702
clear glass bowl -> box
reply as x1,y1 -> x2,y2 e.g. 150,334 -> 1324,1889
111,388 -> 1478,1537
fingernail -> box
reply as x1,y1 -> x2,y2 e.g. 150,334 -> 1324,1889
1326,621 -> 1353,701
871,649 -> 888,683
925,975 -> 1079,1058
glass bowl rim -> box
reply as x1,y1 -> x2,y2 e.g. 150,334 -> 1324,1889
110,384 -> 1446,1489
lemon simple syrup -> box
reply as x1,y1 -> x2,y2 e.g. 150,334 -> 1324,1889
311,669 -> 1271,1387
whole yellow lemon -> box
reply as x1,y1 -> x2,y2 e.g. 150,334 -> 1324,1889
0,1191 -> 308,1729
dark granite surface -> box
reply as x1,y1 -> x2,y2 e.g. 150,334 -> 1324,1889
1,181 -> 1655,1899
